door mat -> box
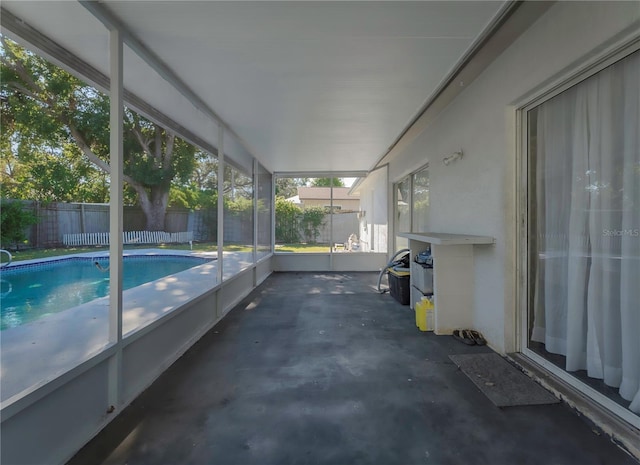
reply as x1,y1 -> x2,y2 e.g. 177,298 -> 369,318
449,353 -> 559,407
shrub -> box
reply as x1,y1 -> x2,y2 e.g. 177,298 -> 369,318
275,197 -> 301,243
1,201 -> 38,250
300,206 -> 325,243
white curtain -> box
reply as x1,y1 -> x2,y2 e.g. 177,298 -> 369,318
531,50 -> 640,414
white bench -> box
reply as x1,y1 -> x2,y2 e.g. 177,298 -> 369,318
63,231 -> 193,250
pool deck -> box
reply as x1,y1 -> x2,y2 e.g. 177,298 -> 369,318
0,249 -> 255,404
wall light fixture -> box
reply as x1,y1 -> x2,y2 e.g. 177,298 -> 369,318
443,150 -> 463,166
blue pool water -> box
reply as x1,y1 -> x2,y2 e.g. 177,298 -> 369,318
0,255 -> 213,329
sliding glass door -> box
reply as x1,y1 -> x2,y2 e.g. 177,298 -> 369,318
524,49 -> 639,420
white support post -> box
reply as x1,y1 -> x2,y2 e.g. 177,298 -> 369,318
217,126 -> 224,286
408,175 -> 414,233
386,165 -> 392,258
271,175 -> 276,255
253,159 -> 258,285
329,178 -> 334,269
108,28 -> 123,411
372,188 -> 377,253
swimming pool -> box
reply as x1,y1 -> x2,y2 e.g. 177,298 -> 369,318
0,255 -> 214,329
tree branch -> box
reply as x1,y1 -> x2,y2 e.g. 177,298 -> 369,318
1,49 -> 57,111
164,132 -> 175,168
2,81 -> 43,103
0,43 -> 45,100
131,115 -> 152,158
67,123 -> 138,188
67,124 -> 110,173
154,124 -> 162,164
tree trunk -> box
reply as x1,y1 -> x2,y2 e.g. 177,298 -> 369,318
138,185 -> 169,231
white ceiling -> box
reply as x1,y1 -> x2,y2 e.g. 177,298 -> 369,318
2,1 -> 506,173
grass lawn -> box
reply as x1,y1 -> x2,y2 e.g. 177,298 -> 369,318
275,243 -> 331,253
1,242 -> 334,263
3,246 -> 103,263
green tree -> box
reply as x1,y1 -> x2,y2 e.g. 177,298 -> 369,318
224,167 -> 253,201
311,177 -> 344,187
169,153 -> 255,210
275,177 -> 308,198
168,151 -> 217,209
1,142 -> 110,203
1,37 -> 196,230
0,200 -> 37,250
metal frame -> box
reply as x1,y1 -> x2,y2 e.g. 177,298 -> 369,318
272,172 -> 277,257
329,177 -> 335,267
217,126 -> 225,286
273,171 -> 366,179
410,164 -> 430,234
107,27 -> 124,411
253,159 -> 259,276
392,173 -> 413,252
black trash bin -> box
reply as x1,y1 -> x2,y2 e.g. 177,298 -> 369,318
388,266 -> 410,305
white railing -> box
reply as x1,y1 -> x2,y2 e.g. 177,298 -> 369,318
63,231 -> 193,249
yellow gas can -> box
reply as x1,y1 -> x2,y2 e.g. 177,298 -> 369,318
415,298 -> 427,331
415,296 -> 434,332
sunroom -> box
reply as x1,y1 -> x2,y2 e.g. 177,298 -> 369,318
0,1 -> 639,464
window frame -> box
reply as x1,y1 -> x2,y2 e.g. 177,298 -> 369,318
393,163 -> 429,252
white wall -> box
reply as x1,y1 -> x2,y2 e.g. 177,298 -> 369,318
388,1 -> 640,353
357,166 -> 389,254
272,252 -> 388,272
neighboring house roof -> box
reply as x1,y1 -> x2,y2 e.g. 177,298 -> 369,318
297,187 -> 360,201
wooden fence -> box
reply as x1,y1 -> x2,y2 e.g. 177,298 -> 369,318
7,201 -> 194,248
5,200 -> 356,249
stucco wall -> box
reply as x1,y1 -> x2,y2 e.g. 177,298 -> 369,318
357,166 -> 389,253
388,1 -> 640,353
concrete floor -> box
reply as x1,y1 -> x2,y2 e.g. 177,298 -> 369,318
68,272 -> 638,465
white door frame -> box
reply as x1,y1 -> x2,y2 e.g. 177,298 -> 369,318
515,36 -> 640,430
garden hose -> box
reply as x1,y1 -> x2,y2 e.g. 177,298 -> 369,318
377,248 -> 410,294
